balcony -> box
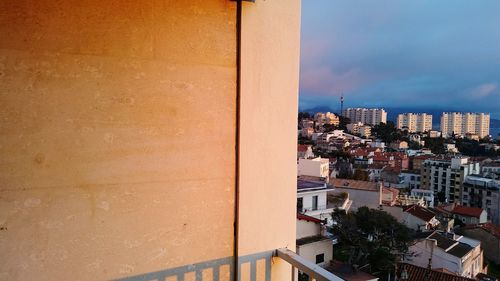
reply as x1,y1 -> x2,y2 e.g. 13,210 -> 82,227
114,249 -> 342,281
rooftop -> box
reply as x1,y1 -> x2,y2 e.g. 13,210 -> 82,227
397,263 -> 475,281
297,179 -> 327,192
296,235 -> 331,246
297,213 -> 323,224
464,223 -> 500,238
404,205 -> 436,222
452,205 -> 485,218
326,261 -> 380,281
298,144 -> 311,152
330,178 -> 380,192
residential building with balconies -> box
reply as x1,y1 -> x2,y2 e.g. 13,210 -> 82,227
462,175 -> 500,224
397,113 -> 433,133
440,112 -> 490,138
342,108 -> 387,126
421,157 -> 480,204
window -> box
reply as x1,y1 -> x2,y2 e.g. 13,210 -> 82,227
487,191 -> 491,196
316,253 -> 324,264
312,196 -> 318,211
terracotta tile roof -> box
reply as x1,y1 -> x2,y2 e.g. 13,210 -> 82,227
367,163 -> 387,170
397,263 -> 475,281
330,178 -> 380,192
383,186 -> 400,197
298,144 -> 310,152
297,213 -> 323,224
464,223 -> 500,238
434,268 -> 458,275
452,205 -> 485,218
404,205 -> 436,222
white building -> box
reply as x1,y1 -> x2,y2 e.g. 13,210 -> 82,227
296,214 -> 334,268
410,189 -> 435,207
329,178 -> 383,211
462,175 -> 500,224
342,108 -> 387,126
298,157 -> 330,179
481,162 -> 500,179
409,231 -> 485,278
297,180 -> 336,225
346,122 -> 371,138
440,112 -> 490,138
397,113 -> 433,133
400,171 -> 422,190
314,112 -> 340,127
402,205 -> 440,231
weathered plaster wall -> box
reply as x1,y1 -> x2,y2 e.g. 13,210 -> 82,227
0,1 -> 236,280
239,0 -> 301,280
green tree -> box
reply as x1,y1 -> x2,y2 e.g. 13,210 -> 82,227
371,121 -> 402,144
329,207 -> 414,280
338,116 -> 351,131
352,168 -> 369,181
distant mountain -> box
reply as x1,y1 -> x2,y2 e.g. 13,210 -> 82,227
300,106 -> 336,114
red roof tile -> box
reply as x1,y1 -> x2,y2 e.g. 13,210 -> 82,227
452,205 -> 485,218
404,205 -> 436,222
298,144 -> 310,152
397,263 -> 475,281
297,213 -> 323,224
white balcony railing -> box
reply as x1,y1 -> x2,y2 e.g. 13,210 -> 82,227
113,248 -> 343,281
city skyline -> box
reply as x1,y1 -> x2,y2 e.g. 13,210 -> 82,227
299,0 -> 500,119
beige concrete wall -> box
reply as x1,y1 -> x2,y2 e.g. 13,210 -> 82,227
297,220 -> 320,240
296,240 -> 333,268
0,1 -> 236,280
238,0 -> 301,280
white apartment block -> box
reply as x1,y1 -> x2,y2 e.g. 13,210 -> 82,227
421,157 -> 480,204
342,108 -> 387,126
298,157 -> 330,179
440,112 -> 490,138
397,113 -> 432,133
346,122 -> 371,137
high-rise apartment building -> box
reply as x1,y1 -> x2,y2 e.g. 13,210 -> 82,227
342,108 -> 387,126
440,112 -> 490,138
421,157 -> 480,204
397,113 -> 432,133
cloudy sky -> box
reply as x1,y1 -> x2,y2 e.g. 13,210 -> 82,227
299,0 -> 500,118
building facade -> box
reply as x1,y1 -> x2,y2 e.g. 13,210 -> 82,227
440,112 -> 490,138
342,108 -> 387,126
462,175 -> 500,224
397,113 -> 433,133
409,232 -> 485,279
421,157 -> 480,204
346,122 -> 371,138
